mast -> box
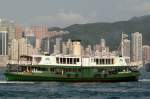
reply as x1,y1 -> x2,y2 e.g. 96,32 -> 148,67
47,35 -> 50,54
2,33 -> 3,55
121,32 -> 124,57
17,39 -> 19,73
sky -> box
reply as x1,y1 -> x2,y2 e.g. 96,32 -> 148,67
0,0 -> 150,27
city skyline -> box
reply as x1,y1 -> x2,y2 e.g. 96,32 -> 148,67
0,0 -> 150,27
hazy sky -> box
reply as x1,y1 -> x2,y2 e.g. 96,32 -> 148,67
0,0 -> 150,27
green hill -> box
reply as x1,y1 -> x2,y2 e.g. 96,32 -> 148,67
49,15 -> 150,50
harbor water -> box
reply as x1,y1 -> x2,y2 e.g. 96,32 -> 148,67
0,68 -> 150,99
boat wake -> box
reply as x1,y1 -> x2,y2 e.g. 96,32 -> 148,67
0,81 -> 35,84
139,79 -> 150,82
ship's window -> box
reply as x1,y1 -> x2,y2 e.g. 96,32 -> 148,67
35,57 -> 42,63
63,58 -> 66,64
112,59 -> 114,64
96,59 -> 98,64
94,59 -> 96,62
67,58 -> 69,64
98,59 -> 100,64
110,59 -> 112,64
60,58 -> 63,64
50,68 -> 54,72
77,58 -> 79,62
56,57 -> 59,63
37,67 -> 48,71
70,58 -> 73,64
56,58 -> 79,64
106,59 -> 110,64
101,59 -> 104,64
74,58 -> 76,64
108,59 -> 110,64
106,59 -> 108,64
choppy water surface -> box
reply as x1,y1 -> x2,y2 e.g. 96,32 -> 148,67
0,68 -> 150,99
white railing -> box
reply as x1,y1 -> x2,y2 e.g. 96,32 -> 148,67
8,60 -> 34,65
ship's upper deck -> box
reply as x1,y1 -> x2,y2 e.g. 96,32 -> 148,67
8,54 -> 132,67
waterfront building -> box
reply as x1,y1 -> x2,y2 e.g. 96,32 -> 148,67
85,45 -> 92,56
53,37 -> 62,54
0,19 -> 16,56
123,39 -> 130,57
93,38 -> 110,56
24,28 -> 36,47
66,39 -> 73,55
62,42 -> 67,55
0,30 -> 8,55
143,45 -> 150,63
10,38 -> 39,60
31,25 -> 48,48
100,38 -> 106,48
72,40 -> 81,56
15,25 -> 24,39
131,32 -> 143,63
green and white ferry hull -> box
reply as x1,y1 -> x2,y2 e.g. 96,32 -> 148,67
5,55 -> 140,82
4,65 -> 140,82
5,72 -> 139,82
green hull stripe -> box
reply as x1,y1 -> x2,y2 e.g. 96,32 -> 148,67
4,72 -> 139,82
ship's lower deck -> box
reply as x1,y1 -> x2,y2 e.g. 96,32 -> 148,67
4,72 -> 139,82
4,64 -> 140,82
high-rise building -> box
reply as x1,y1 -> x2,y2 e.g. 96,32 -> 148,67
53,37 -> 62,54
85,45 -> 92,56
31,25 -> 48,48
15,25 -> 24,39
131,32 -> 142,63
100,38 -> 106,48
10,38 -> 39,60
0,30 -> 8,55
24,28 -> 36,47
72,40 -> 81,56
62,42 -> 67,55
66,39 -> 73,54
143,45 -> 150,63
0,19 -> 16,56
123,39 -> 130,57
10,39 -> 18,60
41,37 -> 55,54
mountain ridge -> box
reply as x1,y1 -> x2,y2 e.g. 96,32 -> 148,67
49,15 -> 150,50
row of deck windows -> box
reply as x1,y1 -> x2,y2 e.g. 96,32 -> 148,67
94,58 -> 114,64
56,57 -> 80,64
50,68 -> 81,73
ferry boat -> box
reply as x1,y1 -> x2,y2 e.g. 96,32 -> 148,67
5,35 -> 140,82
4,54 -> 140,82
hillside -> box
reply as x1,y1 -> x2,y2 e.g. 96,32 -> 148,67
49,15 -> 150,50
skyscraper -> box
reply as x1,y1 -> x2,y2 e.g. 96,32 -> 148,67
143,45 -> 150,63
53,37 -> 62,54
10,38 -> 39,60
0,19 -> 16,56
131,32 -> 142,63
31,25 -> 48,48
100,38 -> 106,48
123,39 -> 130,57
0,30 -> 8,55
66,39 -> 73,54
72,40 -> 81,56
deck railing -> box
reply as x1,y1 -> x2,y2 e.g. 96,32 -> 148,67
8,60 -> 38,65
